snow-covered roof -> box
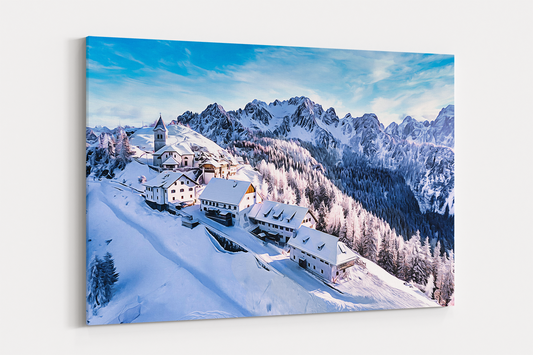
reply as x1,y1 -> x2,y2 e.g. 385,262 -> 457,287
153,115 -> 167,132
200,159 -> 222,168
143,171 -> 199,189
248,200 -> 312,229
199,178 -> 254,205
162,156 -> 180,166
153,143 -> 193,156
288,226 -> 357,266
175,143 -> 194,155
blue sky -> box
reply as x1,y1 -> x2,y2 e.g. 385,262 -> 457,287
87,36 -> 454,128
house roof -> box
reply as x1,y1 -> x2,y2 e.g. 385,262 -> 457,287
248,200 -> 313,230
153,115 -> 167,132
162,156 -> 180,166
154,143 -> 194,156
199,178 -> 254,205
288,226 -> 357,266
143,171 -> 199,189
200,159 -> 222,168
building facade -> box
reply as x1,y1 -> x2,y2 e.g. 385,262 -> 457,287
143,171 -> 199,209
248,201 -> 317,244
199,178 -> 262,220
288,226 -> 358,283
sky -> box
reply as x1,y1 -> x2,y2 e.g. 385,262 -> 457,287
87,36 -> 454,128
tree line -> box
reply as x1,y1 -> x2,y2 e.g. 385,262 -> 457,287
229,137 -> 454,305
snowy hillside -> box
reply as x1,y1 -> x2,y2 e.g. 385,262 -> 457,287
129,124 -> 226,155
86,161 -> 437,325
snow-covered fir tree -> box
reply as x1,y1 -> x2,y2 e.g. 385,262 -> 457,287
87,252 -> 119,313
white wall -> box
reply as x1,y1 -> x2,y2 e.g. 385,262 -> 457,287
1,1 -> 532,354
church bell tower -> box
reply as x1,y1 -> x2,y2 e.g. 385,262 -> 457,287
153,114 -> 167,152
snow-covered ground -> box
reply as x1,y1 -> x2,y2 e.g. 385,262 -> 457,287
86,161 -> 437,325
130,124 -> 225,154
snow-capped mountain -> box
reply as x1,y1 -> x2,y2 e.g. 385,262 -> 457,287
385,105 -> 454,148
173,97 -> 455,215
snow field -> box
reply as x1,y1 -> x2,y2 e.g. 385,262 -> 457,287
86,152 -> 438,325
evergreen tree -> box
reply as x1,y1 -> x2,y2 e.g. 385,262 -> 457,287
377,230 -> 395,274
425,273 -> 435,298
316,201 -> 328,232
361,218 -> 377,262
407,232 -> 428,284
87,253 -> 119,312
102,252 -> 119,302
396,246 -> 409,281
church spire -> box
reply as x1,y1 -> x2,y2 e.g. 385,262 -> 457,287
153,114 -> 168,152
153,114 -> 167,132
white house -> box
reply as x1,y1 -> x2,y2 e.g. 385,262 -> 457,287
199,158 -> 231,183
288,226 -> 358,283
153,143 -> 195,168
143,171 -> 199,210
199,178 -> 262,220
248,201 -> 318,244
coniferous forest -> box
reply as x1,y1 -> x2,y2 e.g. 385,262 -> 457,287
229,137 -> 454,305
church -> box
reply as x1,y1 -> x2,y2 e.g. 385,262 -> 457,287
151,115 -> 195,169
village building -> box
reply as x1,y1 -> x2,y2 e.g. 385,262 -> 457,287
199,178 -> 262,221
153,114 -> 168,153
199,159 -> 228,184
248,201 -> 317,244
150,114 -> 195,169
143,171 -> 200,210
153,143 -> 195,168
288,226 -> 358,283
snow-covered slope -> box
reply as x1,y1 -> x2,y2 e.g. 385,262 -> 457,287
129,124 -> 225,154
86,162 -> 437,325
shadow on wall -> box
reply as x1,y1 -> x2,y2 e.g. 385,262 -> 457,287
66,37 -> 87,328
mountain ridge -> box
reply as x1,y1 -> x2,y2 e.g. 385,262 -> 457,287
172,96 -> 454,215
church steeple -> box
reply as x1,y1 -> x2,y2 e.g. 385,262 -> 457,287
153,114 -> 167,152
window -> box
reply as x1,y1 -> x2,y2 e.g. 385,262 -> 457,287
185,161 -> 188,166
308,263 -> 310,267
171,190 -> 175,193
336,271 -> 339,276
313,266 -> 316,270
232,214 -> 235,218
312,256 -> 316,259
321,270 -> 323,274
180,189 -> 184,192
247,196 -> 250,200
181,196 -> 184,199
181,181 -> 184,185
189,188 -> 193,191
173,197 -> 175,201
186,181 -> 189,184
190,195 -> 192,198
293,256 -> 295,260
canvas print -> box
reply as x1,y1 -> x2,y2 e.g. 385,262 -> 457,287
86,36 -> 455,325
